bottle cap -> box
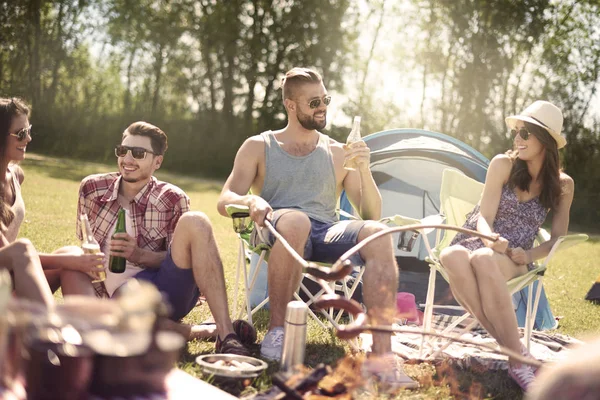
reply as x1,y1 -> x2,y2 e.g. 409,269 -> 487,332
285,301 -> 308,325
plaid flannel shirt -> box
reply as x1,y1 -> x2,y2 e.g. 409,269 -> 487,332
76,173 -> 190,267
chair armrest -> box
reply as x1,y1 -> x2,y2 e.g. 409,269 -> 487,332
538,233 -> 589,268
225,204 -> 250,218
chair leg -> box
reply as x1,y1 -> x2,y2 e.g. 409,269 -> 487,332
420,265 -> 438,358
527,277 -> 545,352
233,239 -> 244,320
334,266 -> 365,324
242,244 -> 252,326
429,318 -> 479,360
525,283 -> 533,352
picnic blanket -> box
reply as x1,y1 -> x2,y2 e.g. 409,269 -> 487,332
359,315 -> 583,371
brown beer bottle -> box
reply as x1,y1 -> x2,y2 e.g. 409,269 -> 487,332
108,208 -> 127,273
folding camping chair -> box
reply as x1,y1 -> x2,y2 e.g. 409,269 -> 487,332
421,169 -> 588,354
225,204 -> 365,332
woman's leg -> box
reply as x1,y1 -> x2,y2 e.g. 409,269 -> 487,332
440,245 -> 500,340
0,239 -> 53,305
469,247 -> 528,362
42,245 -> 84,293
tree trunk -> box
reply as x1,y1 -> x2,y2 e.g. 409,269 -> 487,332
124,47 -> 137,113
28,0 -> 43,109
359,1 -> 385,112
46,1 -> 65,107
151,43 -> 165,116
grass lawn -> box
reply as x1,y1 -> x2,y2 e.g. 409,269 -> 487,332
18,153 -> 600,399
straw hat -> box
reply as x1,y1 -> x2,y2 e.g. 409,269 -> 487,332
505,100 -> 566,149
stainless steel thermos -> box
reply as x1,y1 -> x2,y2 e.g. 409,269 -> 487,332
280,301 -> 308,372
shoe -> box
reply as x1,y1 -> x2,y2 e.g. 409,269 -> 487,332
520,343 -> 537,371
260,327 -> 284,361
215,333 -> 251,356
362,353 -> 418,392
508,362 -> 535,391
233,319 -> 257,345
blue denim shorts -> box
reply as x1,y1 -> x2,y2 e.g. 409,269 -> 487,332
135,249 -> 200,321
251,209 -> 366,266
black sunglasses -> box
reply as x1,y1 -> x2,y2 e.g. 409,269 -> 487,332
307,95 -> 332,109
511,127 -> 531,141
9,125 -> 32,141
115,145 -> 156,160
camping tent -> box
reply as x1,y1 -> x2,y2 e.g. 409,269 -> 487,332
341,128 -> 488,268
339,129 -> 488,306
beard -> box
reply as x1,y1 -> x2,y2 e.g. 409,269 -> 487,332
297,109 -> 326,130
119,165 -> 152,184
121,176 -> 143,183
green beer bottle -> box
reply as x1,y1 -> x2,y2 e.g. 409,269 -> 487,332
109,208 -> 127,273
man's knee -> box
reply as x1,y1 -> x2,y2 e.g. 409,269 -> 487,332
176,211 -> 213,237
357,221 -> 388,241
357,221 -> 392,256
274,211 -> 311,241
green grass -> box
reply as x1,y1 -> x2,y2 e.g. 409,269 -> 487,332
18,153 -> 600,399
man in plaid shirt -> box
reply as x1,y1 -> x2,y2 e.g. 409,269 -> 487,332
61,121 -> 251,355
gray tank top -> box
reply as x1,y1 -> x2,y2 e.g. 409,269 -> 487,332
5,165 -> 26,243
260,131 -> 337,223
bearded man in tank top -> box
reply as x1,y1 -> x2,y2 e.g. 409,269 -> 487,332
218,67 -> 417,390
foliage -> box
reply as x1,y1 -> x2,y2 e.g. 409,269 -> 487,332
1,0 -> 599,227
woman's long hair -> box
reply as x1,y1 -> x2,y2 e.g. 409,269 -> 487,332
506,121 -> 562,210
0,98 -> 30,231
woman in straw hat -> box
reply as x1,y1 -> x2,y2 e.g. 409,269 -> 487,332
439,100 -> 574,391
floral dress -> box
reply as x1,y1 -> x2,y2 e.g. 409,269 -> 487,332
450,184 -> 548,269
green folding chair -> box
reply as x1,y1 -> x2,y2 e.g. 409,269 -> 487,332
421,168 -> 588,354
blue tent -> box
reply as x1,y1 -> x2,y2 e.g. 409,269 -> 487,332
340,128 -> 556,330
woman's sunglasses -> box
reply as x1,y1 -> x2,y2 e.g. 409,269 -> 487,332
307,95 -> 332,109
511,127 -> 531,140
115,145 -> 156,160
9,125 -> 32,141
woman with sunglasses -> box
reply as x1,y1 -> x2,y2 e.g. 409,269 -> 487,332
0,97 -> 105,294
439,101 -> 574,391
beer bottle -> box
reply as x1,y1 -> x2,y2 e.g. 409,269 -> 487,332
109,208 -> 127,273
343,116 -> 362,170
80,214 -> 106,282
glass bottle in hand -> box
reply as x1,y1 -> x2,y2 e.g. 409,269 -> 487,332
80,214 -> 106,282
343,116 -> 362,170
109,208 -> 127,273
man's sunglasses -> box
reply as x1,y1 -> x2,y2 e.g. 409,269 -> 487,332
306,95 -> 332,109
9,125 -> 32,141
115,145 -> 156,160
511,127 -> 531,141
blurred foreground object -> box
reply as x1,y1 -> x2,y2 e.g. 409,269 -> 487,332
527,337 -> 600,400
